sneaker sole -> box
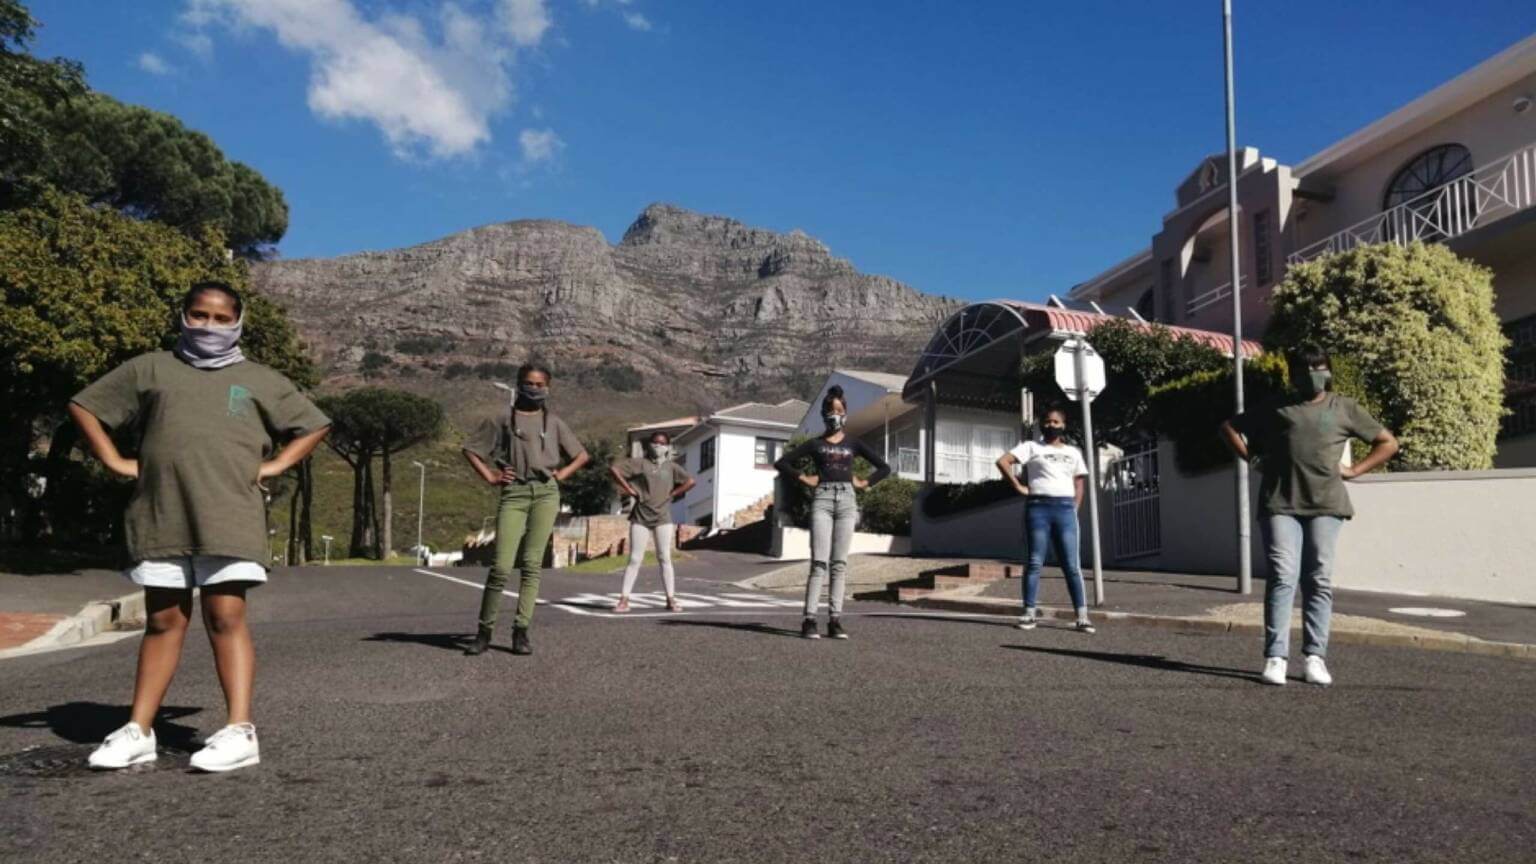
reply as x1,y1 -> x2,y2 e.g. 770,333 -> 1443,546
1014,622 -> 1037,630
802,634 -> 821,640
191,754 -> 260,773
88,751 -> 157,770
830,634 -> 849,640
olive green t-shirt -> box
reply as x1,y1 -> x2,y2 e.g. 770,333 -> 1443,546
616,457 -> 691,527
463,409 -> 586,482
71,352 -> 331,567
1231,393 -> 1384,518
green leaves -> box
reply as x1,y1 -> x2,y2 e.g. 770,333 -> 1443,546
1266,243 -> 1507,471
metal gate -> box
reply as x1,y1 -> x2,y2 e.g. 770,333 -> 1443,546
1106,441 -> 1160,560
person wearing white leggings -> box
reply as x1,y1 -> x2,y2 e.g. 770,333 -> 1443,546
610,431 -> 695,613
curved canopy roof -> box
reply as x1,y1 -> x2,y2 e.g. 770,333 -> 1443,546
902,299 -> 1263,406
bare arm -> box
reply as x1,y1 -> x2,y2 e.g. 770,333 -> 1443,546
1074,475 -> 1085,509
1219,420 -> 1251,462
609,464 -> 640,498
258,426 -> 330,482
672,477 -> 696,500
996,452 -> 1029,496
1342,429 -> 1399,480
463,449 -> 515,486
68,403 -> 137,479
554,450 -> 591,483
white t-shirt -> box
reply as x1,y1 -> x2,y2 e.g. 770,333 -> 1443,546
1008,440 -> 1087,498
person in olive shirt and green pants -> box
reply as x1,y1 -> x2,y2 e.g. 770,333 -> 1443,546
1222,346 -> 1398,688
610,430 -> 695,612
69,282 -> 331,773
461,363 -> 589,656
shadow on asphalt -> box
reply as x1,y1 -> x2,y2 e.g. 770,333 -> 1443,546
658,620 -> 804,639
862,612 -> 1016,629
363,632 -> 515,655
0,701 -> 202,750
1002,645 -> 1257,682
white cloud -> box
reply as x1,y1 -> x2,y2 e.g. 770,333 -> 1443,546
185,0 -> 552,160
518,127 -> 564,168
498,0 -> 552,48
174,30 -> 214,60
622,12 -> 652,32
137,52 -> 174,75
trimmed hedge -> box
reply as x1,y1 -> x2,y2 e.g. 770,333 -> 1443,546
920,479 -> 1018,520
1146,354 -> 1289,474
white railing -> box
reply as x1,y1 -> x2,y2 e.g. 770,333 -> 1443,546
1290,141 -> 1536,265
1185,276 -> 1247,317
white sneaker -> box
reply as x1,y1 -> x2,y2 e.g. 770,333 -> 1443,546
1304,655 -> 1333,687
1260,657 -> 1288,686
87,722 -> 158,769
189,723 -> 261,773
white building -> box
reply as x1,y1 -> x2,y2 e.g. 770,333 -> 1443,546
669,400 -> 808,532
794,369 -> 1020,485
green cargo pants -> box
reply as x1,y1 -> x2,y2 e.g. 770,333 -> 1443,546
477,479 -> 560,633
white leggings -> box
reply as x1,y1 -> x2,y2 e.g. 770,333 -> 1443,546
620,522 -> 676,597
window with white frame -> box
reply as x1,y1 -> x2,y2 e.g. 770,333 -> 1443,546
936,419 -> 1017,484
754,437 -> 783,468
699,436 -> 716,472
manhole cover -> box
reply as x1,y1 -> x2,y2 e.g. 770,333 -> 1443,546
1388,607 -> 1467,618
0,744 -> 188,778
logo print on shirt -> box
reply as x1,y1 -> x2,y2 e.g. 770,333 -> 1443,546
227,384 -> 253,417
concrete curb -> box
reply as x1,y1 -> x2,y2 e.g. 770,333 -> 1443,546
909,596 -> 1536,660
0,591 -> 145,660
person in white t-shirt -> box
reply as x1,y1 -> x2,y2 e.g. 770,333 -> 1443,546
995,406 -> 1095,633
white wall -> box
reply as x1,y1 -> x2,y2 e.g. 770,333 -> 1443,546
770,526 -> 911,561
675,432 -> 717,527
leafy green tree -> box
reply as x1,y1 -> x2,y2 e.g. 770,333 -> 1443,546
1266,242 -> 1507,470
33,93 -> 289,256
0,0 -> 85,197
317,387 -> 444,558
1019,318 -> 1228,444
562,436 -> 621,517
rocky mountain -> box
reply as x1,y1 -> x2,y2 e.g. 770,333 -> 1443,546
249,203 -> 960,428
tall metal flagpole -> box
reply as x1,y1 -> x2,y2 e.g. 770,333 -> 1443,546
1223,0 -> 1252,594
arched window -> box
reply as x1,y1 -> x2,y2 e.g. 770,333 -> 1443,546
1383,144 -> 1473,209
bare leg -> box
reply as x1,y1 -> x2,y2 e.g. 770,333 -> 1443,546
128,589 -> 194,730
200,584 -> 255,725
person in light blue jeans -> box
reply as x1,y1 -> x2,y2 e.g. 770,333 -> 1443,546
1223,345 -> 1398,687
774,385 -> 891,640
997,406 -> 1095,633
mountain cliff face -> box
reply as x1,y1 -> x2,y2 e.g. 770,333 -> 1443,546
250,203 -> 959,425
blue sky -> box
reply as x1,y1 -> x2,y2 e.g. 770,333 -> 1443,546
26,1 -> 1536,302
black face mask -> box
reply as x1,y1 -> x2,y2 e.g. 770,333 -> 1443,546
1041,426 -> 1064,441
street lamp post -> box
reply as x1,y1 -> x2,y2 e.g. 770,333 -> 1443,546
1222,0 -> 1252,595
411,460 -> 426,562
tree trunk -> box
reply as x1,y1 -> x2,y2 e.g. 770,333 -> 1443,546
349,453 -> 369,558
381,443 -> 393,559
366,457 -> 382,560
299,458 -> 314,562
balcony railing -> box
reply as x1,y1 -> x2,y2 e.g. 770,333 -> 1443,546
1185,276 -> 1247,317
1290,141 -> 1536,265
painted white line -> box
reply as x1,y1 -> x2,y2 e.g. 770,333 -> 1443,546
410,569 -> 1022,624
1388,607 -> 1467,618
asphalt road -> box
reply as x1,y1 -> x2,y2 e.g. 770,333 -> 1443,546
1,555 -> 1532,863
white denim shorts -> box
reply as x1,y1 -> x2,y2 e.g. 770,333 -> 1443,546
127,556 -> 267,589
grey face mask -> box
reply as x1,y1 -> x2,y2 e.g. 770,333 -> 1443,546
175,314 -> 245,369
517,384 -> 548,406
647,444 -> 673,462
823,414 -> 846,433
1297,369 -> 1332,397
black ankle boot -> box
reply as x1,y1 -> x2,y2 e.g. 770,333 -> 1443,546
510,627 -> 532,655
463,629 -> 492,656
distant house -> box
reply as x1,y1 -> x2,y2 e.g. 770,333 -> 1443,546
668,400 -> 808,532
795,369 -> 1016,485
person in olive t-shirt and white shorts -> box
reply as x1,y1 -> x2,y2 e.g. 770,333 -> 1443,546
609,430 -> 695,612
68,282 -> 331,773
1223,346 -> 1398,688
995,406 -> 1096,633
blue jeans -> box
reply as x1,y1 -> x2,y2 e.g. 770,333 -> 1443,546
1262,514 -> 1344,659
806,482 -> 858,617
1023,497 -> 1086,611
